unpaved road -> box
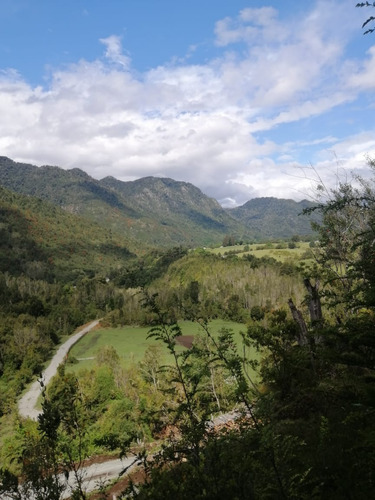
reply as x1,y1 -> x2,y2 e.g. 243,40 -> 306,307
14,319 -> 139,499
61,455 -> 137,499
1,456 -> 137,500
13,320 -> 242,498
18,319 -> 100,420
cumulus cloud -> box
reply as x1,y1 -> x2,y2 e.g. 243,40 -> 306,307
0,1 -> 374,205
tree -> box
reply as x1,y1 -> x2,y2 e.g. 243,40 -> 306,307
1,364 -> 100,499
356,2 -> 375,34
39,366 -> 90,500
122,163 -> 375,499
222,234 -> 236,247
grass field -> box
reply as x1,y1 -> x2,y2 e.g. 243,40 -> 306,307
66,319 -> 259,375
209,241 -> 313,262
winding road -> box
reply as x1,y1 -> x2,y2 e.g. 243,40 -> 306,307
14,320 -> 141,499
13,319 -> 241,499
14,320 -> 138,498
18,319 -> 100,420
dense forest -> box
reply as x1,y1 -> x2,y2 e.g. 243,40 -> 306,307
0,162 -> 374,499
0,156 -> 317,247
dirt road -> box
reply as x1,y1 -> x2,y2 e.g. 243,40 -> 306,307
18,319 -> 100,420
13,320 -> 243,498
61,455 -> 137,499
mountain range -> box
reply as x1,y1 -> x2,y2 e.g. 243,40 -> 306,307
0,156 -> 318,247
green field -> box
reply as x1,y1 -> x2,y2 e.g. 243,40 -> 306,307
66,319 -> 259,374
210,241 -> 312,262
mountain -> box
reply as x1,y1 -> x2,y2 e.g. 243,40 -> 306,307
0,157 -> 317,245
0,156 -> 138,216
100,175 -> 247,245
227,197 -> 318,239
0,157 -> 248,246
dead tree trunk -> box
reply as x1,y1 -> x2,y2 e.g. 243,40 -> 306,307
287,298 -> 309,347
303,278 -> 324,344
288,276 -> 324,374
303,278 -> 323,324
288,297 -> 317,374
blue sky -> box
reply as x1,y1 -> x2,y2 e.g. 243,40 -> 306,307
1,0 -> 374,206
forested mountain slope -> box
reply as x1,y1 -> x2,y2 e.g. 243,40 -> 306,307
0,156 -> 137,217
227,196 -> 318,239
0,185 -> 135,282
0,157 -> 248,246
101,175 -> 247,244
0,160 -> 374,499
0,183 -> 138,420
0,157 -> 317,245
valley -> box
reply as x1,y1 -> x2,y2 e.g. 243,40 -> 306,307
0,157 -> 374,499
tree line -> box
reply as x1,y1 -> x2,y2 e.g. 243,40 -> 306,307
1,160 -> 375,498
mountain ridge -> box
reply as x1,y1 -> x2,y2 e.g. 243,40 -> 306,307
227,196 -> 318,239
0,156 -> 317,245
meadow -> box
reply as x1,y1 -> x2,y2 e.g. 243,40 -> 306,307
66,319 -> 260,375
209,241 -> 313,261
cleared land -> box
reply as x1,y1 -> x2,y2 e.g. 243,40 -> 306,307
210,241 -> 313,262
66,319 -> 258,374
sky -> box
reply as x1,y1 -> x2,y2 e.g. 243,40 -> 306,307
1,0 -> 375,207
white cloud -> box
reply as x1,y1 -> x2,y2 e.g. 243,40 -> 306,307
99,35 -> 131,69
0,1 -> 373,206
214,7 -> 282,47
347,45 -> 375,90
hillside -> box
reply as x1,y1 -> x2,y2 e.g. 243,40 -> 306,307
0,157 -> 249,247
1,161 -> 374,499
227,197 -> 318,239
100,175 -> 247,245
0,185 -> 135,282
0,157 -> 318,245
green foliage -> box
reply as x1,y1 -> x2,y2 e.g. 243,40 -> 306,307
0,157 -> 323,248
116,246 -> 187,288
125,430 -> 258,500
0,184 -> 136,283
120,163 -> 375,499
250,305 -> 265,321
228,197 -> 319,240
148,251 -> 305,323
0,271 -> 128,416
222,234 -> 236,246
1,371 -> 90,499
356,2 -> 375,34
0,157 -> 248,248
2,159 -> 375,498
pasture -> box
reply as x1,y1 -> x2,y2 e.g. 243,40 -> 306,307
66,319 -> 260,376
210,241 -> 313,262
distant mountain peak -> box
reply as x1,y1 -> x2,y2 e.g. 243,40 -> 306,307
0,156 -> 318,245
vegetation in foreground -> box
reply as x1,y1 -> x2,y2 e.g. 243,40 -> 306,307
117,162 -> 375,499
0,162 -> 375,498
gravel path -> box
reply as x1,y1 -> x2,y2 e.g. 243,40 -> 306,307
18,319 -> 100,420
13,321 -> 244,498
61,455 -> 137,499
